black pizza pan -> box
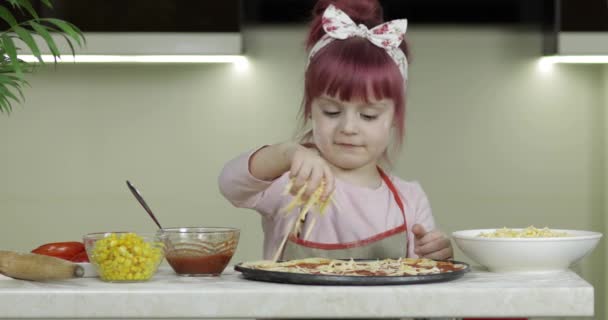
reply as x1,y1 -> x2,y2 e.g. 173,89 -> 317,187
233,260 -> 470,286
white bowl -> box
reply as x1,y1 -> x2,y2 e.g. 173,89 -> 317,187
452,229 -> 602,273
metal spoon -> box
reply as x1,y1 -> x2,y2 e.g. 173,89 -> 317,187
126,180 -> 163,230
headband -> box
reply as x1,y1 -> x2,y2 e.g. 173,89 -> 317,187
307,4 -> 408,79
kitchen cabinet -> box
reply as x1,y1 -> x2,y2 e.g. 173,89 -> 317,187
0,266 -> 593,318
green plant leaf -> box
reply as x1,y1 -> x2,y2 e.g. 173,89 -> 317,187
56,32 -> 75,58
7,0 -> 30,18
0,83 -> 14,113
0,80 -> 21,103
12,25 -> 41,62
39,0 -> 53,9
29,21 -> 59,59
0,5 -> 17,26
0,0 -> 84,115
44,23 -> 83,60
0,98 -> 10,113
0,74 -> 25,84
5,0 -> 19,8
15,0 -> 38,20
0,73 -> 26,101
0,64 -> 17,73
0,58 -> 33,74
43,18 -> 84,47
0,73 -> 29,113
1,34 -> 22,77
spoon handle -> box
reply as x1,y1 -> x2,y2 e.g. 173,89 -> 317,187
126,180 -> 163,230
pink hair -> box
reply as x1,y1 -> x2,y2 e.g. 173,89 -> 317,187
299,0 -> 411,148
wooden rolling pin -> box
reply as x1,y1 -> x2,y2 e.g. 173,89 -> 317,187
0,250 -> 84,281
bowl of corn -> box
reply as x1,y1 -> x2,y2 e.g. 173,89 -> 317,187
83,232 -> 167,282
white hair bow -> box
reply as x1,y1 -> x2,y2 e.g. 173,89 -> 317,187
308,4 -> 408,79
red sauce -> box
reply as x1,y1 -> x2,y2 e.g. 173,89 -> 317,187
435,261 -> 465,272
166,252 -> 233,275
350,270 -> 379,276
294,262 -> 330,269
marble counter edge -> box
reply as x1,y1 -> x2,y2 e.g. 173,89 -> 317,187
0,267 -> 594,318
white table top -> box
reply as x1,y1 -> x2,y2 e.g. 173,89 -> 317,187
0,266 -> 594,318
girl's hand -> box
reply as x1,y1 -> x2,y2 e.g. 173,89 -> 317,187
411,224 -> 453,260
285,143 -> 335,202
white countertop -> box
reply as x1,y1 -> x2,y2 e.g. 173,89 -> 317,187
0,266 -> 594,318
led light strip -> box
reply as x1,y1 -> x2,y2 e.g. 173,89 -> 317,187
17,54 -> 248,64
540,55 -> 608,64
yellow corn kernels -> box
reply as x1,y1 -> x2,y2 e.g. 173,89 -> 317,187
92,233 -> 163,281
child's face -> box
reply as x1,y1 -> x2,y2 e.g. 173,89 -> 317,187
310,93 -> 395,170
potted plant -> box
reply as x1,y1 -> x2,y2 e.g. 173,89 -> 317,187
0,0 -> 84,114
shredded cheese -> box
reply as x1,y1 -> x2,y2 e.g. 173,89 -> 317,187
477,226 -> 570,238
281,178 -> 333,215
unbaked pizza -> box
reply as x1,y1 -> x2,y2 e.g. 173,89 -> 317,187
238,257 -> 467,276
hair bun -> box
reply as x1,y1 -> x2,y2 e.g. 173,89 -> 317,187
306,0 -> 384,49
313,0 -> 383,26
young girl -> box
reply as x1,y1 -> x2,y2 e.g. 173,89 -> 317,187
218,0 -> 452,261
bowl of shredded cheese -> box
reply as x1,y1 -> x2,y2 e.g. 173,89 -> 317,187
451,226 -> 602,273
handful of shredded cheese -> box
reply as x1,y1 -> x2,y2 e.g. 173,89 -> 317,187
280,178 -> 334,239
477,226 -> 570,238
281,178 -> 332,216
272,178 -> 335,261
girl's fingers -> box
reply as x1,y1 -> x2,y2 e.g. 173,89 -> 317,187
422,247 -> 453,260
305,166 -> 324,199
416,237 -> 451,256
291,163 -> 312,195
288,150 -> 335,203
321,166 -> 334,201
289,156 -> 303,178
415,230 -> 442,246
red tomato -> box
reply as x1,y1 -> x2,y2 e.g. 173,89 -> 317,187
70,251 -> 89,262
31,241 -> 85,261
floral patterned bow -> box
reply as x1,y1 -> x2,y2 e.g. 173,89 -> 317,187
308,4 -> 409,79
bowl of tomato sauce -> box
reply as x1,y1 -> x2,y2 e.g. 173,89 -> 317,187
159,227 -> 240,277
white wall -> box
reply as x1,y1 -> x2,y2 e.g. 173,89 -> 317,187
0,25 -> 605,319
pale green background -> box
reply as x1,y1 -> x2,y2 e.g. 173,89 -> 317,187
0,25 -> 606,319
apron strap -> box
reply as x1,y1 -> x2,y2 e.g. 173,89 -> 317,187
377,167 -> 407,231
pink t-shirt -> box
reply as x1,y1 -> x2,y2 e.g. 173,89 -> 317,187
218,147 -> 437,260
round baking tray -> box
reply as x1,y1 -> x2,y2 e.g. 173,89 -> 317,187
234,259 -> 470,286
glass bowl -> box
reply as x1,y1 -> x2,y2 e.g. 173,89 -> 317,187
159,227 -> 240,277
83,232 -> 167,282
